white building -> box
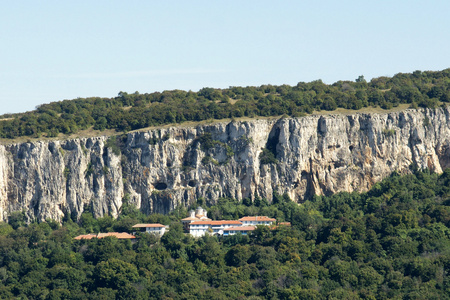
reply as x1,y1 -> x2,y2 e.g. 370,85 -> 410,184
223,226 -> 256,236
132,223 -> 167,236
189,220 -> 242,237
238,216 -> 276,226
181,207 -> 211,231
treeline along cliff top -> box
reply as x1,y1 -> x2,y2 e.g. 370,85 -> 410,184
0,69 -> 449,139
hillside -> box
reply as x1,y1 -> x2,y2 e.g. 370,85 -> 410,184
0,168 -> 449,299
0,70 -> 449,298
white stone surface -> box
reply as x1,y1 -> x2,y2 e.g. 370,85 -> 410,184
1,107 -> 450,222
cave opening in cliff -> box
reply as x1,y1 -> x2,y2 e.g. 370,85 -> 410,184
154,182 -> 168,190
188,180 -> 196,187
301,171 -> 308,180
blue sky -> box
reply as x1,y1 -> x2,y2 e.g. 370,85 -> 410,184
1,0 -> 449,115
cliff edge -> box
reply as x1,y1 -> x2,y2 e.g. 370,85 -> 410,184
1,107 -> 449,222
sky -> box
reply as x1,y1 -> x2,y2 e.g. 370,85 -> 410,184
1,0 -> 449,115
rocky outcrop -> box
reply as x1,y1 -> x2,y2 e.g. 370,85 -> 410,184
1,107 -> 450,222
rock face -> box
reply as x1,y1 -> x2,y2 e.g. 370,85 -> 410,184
1,107 -> 450,222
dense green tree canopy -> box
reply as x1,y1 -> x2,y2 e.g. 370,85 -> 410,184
1,69 -> 449,139
0,168 -> 450,298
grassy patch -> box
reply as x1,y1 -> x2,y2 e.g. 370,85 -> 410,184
105,136 -> 121,156
201,155 -> 219,166
259,148 -> 278,165
382,129 -> 396,137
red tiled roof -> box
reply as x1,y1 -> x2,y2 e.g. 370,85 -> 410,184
74,234 -> 97,240
75,232 -> 136,240
132,223 -> 165,228
97,232 -> 136,239
211,220 -> 242,225
181,216 -> 199,221
278,222 -> 291,226
238,216 -> 276,222
181,216 -> 212,222
224,226 -> 256,231
190,220 -> 242,226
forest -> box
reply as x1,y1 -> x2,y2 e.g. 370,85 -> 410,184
0,69 -> 449,139
0,167 -> 449,299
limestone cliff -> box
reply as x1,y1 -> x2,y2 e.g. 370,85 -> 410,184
1,107 -> 450,222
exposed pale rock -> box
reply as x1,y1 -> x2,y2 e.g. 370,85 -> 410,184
0,107 -> 449,222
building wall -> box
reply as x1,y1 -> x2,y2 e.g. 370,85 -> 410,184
145,227 -> 166,235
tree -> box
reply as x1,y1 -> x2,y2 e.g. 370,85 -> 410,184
225,244 -> 251,267
355,75 -> 366,83
8,211 -> 26,229
161,222 -> 185,256
94,258 -> 138,289
322,95 -> 337,111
